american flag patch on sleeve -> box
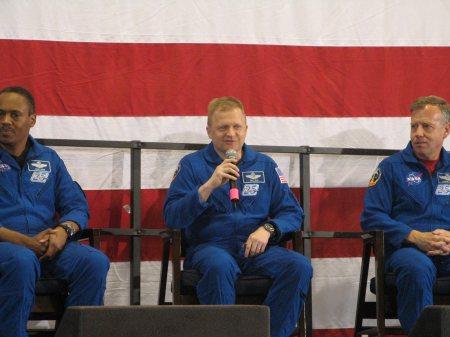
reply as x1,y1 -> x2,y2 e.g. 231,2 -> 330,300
275,167 -> 288,184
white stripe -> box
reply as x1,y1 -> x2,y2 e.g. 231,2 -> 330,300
53,147 -> 387,190
105,258 -> 375,329
311,257 -> 376,329
32,115 -> 430,189
33,115 -> 411,148
1,0 -> 449,46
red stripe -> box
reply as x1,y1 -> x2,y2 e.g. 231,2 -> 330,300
85,189 -> 167,262
0,40 -> 448,117
310,187 -> 365,258
85,187 -> 365,261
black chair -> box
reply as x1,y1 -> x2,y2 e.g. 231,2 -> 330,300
354,230 -> 450,337
158,228 -> 307,337
28,229 -> 97,336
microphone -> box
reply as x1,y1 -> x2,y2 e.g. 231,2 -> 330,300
225,149 -> 239,203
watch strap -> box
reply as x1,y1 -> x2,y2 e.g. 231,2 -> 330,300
58,222 -> 76,238
263,223 -> 276,237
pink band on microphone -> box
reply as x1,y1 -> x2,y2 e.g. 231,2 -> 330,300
230,188 -> 239,201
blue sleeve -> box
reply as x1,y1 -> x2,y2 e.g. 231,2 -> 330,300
54,155 -> 89,229
360,161 -> 412,251
268,165 -> 303,236
163,159 -> 209,229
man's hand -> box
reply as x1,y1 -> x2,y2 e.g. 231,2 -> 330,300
28,229 -> 52,256
199,158 -> 239,202
0,227 -> 51,256
39,227 -> 68,261
428,229 -> 450,256
406,230 -> 450,255
244,226 -> 271,257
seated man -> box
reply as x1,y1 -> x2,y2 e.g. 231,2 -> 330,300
164,96 -> 312,337
0,86 -> 110,337
361,95 -> 450,332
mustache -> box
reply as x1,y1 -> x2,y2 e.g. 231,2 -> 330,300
0,127 -> 14,132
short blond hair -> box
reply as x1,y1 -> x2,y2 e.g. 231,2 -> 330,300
207,96 -> 245,126
410,95 -> 450,123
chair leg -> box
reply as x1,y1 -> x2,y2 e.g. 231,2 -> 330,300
304,289 -> 312,337
374,231 -> 386,337
354,237 -> 372,337
158,237 -> 171,305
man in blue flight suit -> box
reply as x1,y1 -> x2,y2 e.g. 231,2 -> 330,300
361,95 -> 450,332
164,96 -> 312,337
0,86 -> 110,337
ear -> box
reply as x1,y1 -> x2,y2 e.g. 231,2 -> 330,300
444,122 -> 450,139
206,125 -> 212,140
29,114 -> 36,128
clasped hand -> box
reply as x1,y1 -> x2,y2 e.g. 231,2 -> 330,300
30,227 -> 68,260
409,229 -> 450,256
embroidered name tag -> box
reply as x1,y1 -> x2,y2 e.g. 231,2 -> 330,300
242,171 -> 265,184
438,173 -> 450,185
28,160 -> 51,172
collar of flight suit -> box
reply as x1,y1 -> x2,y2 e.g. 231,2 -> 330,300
400,141 -> 450,169
0,135 -> 46,169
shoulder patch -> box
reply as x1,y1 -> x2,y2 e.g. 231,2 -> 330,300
368,167 -> 381,187
275,167 -> 288,184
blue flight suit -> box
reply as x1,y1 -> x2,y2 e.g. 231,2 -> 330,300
164,143 -> 312,337
0,136 -> 110,337
361,142 -> 450,331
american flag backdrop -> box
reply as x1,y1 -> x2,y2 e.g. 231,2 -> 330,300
1,1 -> 449,335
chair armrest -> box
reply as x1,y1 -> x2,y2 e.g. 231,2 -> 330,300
72,228 -> 95,246
84,228 -> 170,248
301,230 -> 366,239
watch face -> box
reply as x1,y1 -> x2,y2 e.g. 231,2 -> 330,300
264,223 -> 274,233
67,226 -> 75,236
60,223 -> 74,237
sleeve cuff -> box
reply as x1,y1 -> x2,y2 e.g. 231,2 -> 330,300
59,212 -> 88,230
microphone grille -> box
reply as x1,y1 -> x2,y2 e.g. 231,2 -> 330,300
225,149 -> 237,160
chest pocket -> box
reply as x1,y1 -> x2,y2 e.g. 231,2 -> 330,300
240,182 -> 270,215
435,187 -> 450,218
394,181 -> 427,213
23,169 -> 54,203
0,174 -> 17,203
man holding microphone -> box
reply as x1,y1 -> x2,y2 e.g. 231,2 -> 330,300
164,96 -> 312,337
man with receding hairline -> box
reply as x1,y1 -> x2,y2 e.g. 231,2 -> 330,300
0,86 -> 109,337
164,96 -> 312,337
361,95 -> 450,331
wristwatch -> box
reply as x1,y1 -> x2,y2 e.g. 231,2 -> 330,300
57,222 -> 76,239
263,223 -> 276,237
